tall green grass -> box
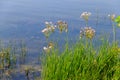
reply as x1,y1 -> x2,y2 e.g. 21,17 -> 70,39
41,39 -> 120,80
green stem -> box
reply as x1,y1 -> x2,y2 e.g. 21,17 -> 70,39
86,38 -> 88,49
112,21 -> 116,44
90,39 -> 93,50
46,37 -> 49,44
90,39 -> 94,57
86,20 -> 88,27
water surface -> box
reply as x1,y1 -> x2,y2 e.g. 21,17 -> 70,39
0,0 -> 120,79
0,0 -> 120,60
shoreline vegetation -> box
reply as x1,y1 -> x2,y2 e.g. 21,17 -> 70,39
0,12 -> 120,80
41,12 -> 120,80
0,40 -> 41,80
42,39 -> 120,80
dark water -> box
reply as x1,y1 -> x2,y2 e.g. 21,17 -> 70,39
0,0 -> 120,59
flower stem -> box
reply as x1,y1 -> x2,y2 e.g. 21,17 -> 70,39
112,21 -> 116,43
86,38 -> 88,48
86,20 -> 88,27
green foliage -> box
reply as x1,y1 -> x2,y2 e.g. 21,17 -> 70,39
115,16 -> 120,27
41,39 -> 120,80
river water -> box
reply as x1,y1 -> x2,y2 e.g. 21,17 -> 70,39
0,0 -> 120,64
0,0 -> 120,79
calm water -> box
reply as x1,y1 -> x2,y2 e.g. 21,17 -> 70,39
0,0 -> 120,55
0,0 -> 120,79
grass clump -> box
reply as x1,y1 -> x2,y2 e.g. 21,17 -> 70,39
41,39 -> 120,80
41,15 -> 120,80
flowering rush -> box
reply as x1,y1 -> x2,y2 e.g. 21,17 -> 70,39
80,27 -> 95,39
43,42 -> 54,53
41,21 -> 55,38
56,20 -> 68,33
80,12 -> 91,21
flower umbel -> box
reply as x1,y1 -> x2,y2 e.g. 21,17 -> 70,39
42,21 -> 55,38
56,20 -> 68,33
80,12 -> 91,21
43,42 -> 54,53
41,28 -> 52,38
45,21 -> 55,32
80,27 -> 95,39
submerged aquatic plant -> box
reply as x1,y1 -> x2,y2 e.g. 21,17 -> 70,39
80,27 -> 95,39
56,20 -> 68,33
108,14 -> 116,43
80,12 -> 91,26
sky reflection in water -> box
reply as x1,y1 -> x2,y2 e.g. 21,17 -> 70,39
0,0 -> 120,52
